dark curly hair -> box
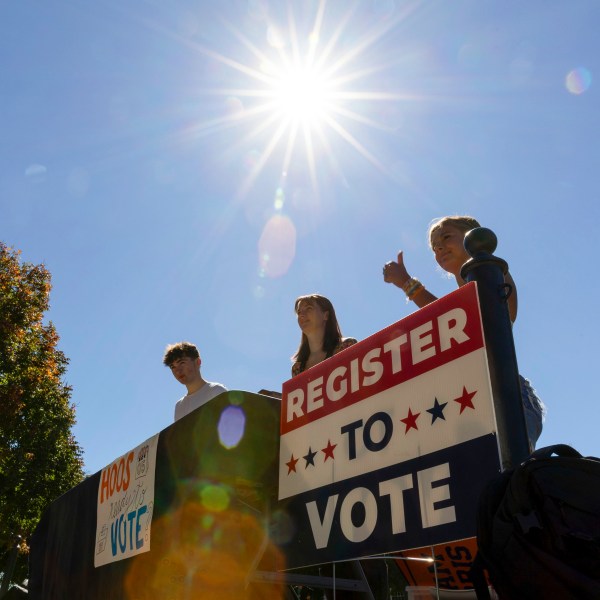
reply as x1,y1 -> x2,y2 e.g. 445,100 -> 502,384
162,341 -> 199,367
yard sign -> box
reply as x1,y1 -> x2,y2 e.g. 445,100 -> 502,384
279,283 -> 501,568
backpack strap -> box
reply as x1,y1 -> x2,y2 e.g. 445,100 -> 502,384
528,444 -> 582,460
469,553 -> 491,600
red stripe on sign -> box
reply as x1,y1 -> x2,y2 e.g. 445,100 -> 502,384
281,283 -> 484,434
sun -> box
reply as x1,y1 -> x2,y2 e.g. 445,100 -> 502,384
269,64 -> 332,126
187,2 -> 411,195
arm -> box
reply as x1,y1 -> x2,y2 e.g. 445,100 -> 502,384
383,251 -> 439,309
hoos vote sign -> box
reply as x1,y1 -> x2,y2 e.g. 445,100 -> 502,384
94,434 -> 159,567
278,283 -> 501,568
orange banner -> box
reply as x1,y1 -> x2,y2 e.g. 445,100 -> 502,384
395,537 -> 479,590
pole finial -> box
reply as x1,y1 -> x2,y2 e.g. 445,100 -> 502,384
464,227 -> 497,257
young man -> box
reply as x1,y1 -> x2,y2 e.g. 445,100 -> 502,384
163,341 -> 227,422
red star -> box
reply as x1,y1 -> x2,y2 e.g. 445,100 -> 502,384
321,439 -> 337,462
401,408 -> 421,433
286,454 -> 299,474
454,386 -> 477,414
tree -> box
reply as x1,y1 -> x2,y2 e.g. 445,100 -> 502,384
0,242 -> 84,583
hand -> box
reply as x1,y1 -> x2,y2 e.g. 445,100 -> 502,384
383,251 -> 410,288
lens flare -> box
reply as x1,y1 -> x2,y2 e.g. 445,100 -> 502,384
268,508 -> 296,545
258,214 -> 297,278
201,483 -> 230,511
274,187 -> 285,210
124,502 -> 286,599
566,67 -> 592,95
24,163 -> 47,182
217,405 -> 246,449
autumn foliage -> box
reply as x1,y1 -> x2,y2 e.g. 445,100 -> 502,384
0,242 -> 84,582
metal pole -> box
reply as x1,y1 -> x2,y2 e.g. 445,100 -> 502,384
460,227 -> 530,470
430,546 -> 440,600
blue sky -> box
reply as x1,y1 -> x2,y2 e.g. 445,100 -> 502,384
2,0 -> 598,475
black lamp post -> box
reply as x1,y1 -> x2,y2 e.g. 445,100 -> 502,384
461,227 -> 530,470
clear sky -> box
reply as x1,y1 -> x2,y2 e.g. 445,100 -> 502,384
2,0 -> 598,476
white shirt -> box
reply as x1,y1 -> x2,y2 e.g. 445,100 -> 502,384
174,381 -> 228,422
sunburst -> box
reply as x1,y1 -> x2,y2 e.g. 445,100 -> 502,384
190,1 -> 415,195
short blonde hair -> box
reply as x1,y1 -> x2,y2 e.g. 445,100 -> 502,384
428,216 -> 481,250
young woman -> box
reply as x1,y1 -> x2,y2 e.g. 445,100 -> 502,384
382,215 -> 544,450
291,294 -> 357,377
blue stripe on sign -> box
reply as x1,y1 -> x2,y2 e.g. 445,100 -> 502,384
278,433 -> 500,569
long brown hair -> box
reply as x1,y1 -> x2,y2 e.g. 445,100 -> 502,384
292,294 -> 343,368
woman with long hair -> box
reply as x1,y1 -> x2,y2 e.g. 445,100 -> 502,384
291,294 -> 357,377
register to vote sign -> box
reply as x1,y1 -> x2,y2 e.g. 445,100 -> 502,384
278,283 -> 501,568
94,434 -> 159,567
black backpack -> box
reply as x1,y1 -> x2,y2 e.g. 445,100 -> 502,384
471,444 -> 600,600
